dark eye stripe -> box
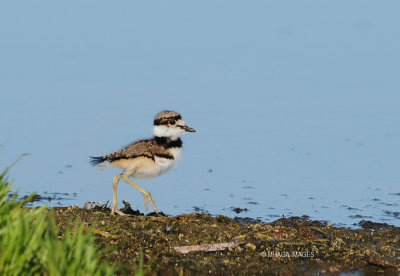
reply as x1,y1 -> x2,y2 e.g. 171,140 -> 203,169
154,115 -> 181,126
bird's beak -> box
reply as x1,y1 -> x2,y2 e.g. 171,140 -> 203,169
184,126 -> 196,132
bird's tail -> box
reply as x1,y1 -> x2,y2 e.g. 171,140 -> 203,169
89,156 -> 107,166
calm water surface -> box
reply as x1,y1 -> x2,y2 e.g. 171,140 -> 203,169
1,1 -> 399,227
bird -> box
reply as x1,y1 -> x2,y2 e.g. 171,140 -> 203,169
90,111 -> 196,216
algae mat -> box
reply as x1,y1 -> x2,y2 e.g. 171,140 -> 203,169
53,206 -> 400,275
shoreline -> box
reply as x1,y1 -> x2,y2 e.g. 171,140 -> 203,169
52,203 -> 400,275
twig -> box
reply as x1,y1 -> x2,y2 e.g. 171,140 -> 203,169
102,200 -> 109,209
174,241 -> 244,254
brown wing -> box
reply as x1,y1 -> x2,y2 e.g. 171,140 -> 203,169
90,139 -> 172,166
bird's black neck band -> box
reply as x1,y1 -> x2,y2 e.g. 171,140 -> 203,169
154,136 -> 182,148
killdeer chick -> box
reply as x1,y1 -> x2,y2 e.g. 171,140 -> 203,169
90,111 -> 195,216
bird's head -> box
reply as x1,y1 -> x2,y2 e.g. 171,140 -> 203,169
153,111 -> 196,140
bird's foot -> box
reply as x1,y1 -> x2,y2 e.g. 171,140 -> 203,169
143,192 -> 158,214
111,208 -> 126,216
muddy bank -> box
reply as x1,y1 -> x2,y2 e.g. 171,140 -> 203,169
52,205 -> 400,275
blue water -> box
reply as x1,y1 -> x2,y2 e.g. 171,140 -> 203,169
1,1 -> 399,227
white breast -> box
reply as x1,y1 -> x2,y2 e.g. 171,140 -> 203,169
133,147 -> 182,179
168,147 -> 182,161
154,147 -> 181,171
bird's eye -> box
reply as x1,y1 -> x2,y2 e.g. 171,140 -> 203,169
169,120 -> 176,125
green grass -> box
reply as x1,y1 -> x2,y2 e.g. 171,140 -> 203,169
133,250 -> 157,276
0,160 -> 116,276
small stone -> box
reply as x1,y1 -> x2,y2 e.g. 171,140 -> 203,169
245,243 -> 256,250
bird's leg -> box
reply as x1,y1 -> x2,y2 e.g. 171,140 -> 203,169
122,172 -> 159,214
111,174 -> 125,216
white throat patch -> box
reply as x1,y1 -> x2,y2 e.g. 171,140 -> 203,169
153,124 -> 185,140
